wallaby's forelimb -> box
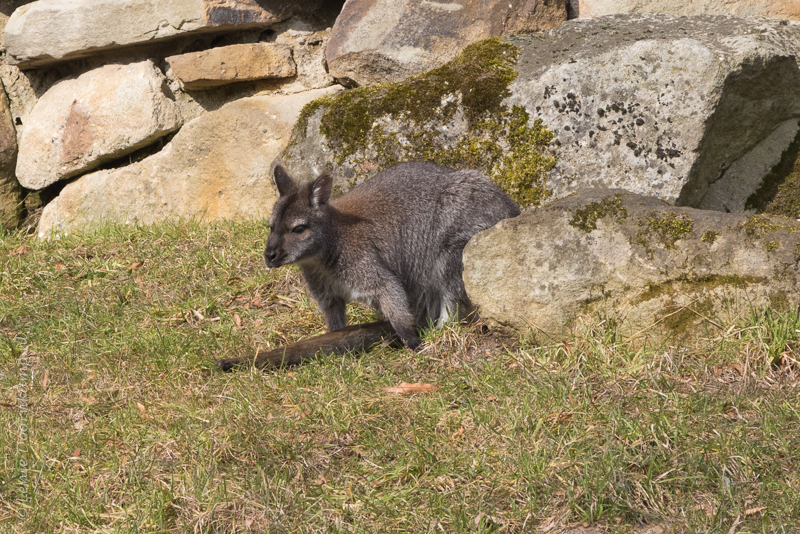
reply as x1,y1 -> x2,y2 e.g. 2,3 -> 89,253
216,321 -> 399,371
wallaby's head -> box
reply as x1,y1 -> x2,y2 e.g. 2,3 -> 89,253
264,165 -> 334,268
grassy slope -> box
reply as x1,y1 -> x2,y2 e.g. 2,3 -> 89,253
0,220 -> 798,533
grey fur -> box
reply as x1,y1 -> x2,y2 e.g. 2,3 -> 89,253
264,161 -> 520,349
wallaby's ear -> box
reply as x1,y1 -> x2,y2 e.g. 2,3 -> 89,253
273,165 -> 295,197
310,174 -> 333,208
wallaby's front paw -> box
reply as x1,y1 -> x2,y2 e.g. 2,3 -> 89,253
216,357 -> 240,372
404,336 -> 423,351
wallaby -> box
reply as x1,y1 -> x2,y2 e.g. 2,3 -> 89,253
263,161 -> 521,350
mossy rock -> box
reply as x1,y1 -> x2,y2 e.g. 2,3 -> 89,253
463,189 -> 800,349
283,15 -> 800,212
281,38 -> 557,208
568,194 -> 628,232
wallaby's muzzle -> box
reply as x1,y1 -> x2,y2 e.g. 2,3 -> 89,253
264,240 -> 285,268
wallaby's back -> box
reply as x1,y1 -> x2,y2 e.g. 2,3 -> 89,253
265,161 -> 520,348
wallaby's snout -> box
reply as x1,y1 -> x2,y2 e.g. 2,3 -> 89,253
263,238 -> 284,268
264,227 -> 289,268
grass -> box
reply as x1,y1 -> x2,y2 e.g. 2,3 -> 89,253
0,219 -> 798,533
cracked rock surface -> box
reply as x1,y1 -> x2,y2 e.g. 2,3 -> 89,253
4,0 -> 319,68
508,14 -> 800,208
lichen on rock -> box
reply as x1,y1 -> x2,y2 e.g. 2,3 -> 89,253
738,214 -> 799,240
463,189 -> 800,349
631,211 -> 694,252
633,274 -> 764,306
700,230 -> 719,244
569,193 -> 628,232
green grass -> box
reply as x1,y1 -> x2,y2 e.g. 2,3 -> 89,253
1,219 -> 799,533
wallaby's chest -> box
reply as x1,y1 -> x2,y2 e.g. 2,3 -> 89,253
300,260 -> 377,309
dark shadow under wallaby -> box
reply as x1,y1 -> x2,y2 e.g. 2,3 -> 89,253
217,161 -> 519,371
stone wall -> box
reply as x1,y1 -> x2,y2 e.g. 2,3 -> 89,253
0,0 -> 572,234
0,0 -> 797,236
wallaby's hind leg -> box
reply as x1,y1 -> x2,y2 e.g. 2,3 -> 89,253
436,250 -> 473,327
436,293 -> 475,328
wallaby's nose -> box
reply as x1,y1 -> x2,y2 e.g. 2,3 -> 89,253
265,248 -> 278,265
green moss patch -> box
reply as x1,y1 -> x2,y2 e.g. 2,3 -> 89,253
658,298 -> 715,338
769,291 -> 790,312
293,38 -> 557,207
737,214 -> 798,239
317,38 -> 520,157
631,212 -> 694,252
700,230 -> 719,244
569,194 -> 628,232
634,274 -> 765,305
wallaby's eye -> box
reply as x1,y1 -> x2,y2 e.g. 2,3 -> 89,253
291,224 -> 307,234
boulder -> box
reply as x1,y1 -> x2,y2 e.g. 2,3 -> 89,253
507,15 -> 800,210
165,43 -> 296,89
15,60 -> 182,191
279,38 -> 561,208
326,0 -> 568,87
0,84 -> 21,230
462,189 -> 800,348
575,0 -> 800,21
4,0 -> 325,69
37,85 -> 342,236
281,15 -> 800,212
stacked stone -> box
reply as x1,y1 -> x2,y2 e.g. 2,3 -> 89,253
0,0 -> 570,234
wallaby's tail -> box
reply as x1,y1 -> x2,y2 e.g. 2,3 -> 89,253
216,321 -> 399,371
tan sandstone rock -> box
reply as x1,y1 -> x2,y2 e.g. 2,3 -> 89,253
272,24 -> 336,94
0,0 -> 31,51
576,0 -> 800,20
15,60 -> 181,191
37,85 -> 342,236
4,0 -> 317,68
166,43 -> 296,89
0,64 -> 36,147
326,0 -> 568,87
